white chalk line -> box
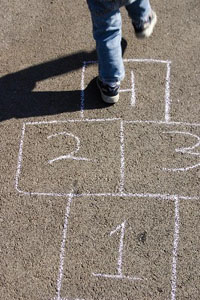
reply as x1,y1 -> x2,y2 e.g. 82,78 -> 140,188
49,155 -> 92,164
80,62 -> 86,118
15,123 -> 26,194
56,193 -> 73,300
52,297 -> 85,300
118,222 -> 125,276
124,120 -> 200,127
120,89 -> 132,92
24,119 -> 200,127
130,70 -> 136,107
171,196 -> 180,300
25,118 -> 121,125
119,121 -> 125,194
165,62 -> 171,123
92,273 -> 144,281
123,58 -> 171,64
84,59 -> 171,65
119,72 -> 136,106
14,188 -> 200,201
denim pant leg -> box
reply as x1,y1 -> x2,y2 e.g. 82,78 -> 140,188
87,1 -> 125,83
125,0 -> 152,23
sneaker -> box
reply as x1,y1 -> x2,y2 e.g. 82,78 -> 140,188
133,10 -> 157,39
97,77 -> 120,104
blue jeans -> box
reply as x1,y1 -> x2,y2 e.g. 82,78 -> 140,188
87,0 -> 152,83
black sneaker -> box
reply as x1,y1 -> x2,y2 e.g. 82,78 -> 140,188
133,10 -> 157,39
97,77 -> 120,104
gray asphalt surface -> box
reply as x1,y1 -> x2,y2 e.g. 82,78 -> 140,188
0,1 -> 200,299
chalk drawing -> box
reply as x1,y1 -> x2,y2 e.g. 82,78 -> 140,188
15,123 -> 26,195
125,120 -> 200,127
55,193 -> 73,300
119,70 -> 136,106
53,298 -> 85,300
171,197 -> 180,300
165,62 -> 171,123
16,119 -> 200,200
130,71 -> 136,107
92,221 -> 144,281
47,132 -> 92,164
119,121 -> 125,195
163,131 -> 200,171
81,59 -> 172,121
14,59 -> 200,300
80,61 -> 86,118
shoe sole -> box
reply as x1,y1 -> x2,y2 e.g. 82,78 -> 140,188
135,11 -> 157,39
97,78 -> 119,104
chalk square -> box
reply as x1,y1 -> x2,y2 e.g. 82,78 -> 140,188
82,60 -> 170,121
124,122 -> 200,198
176,200 -> 200,299
17,120 -> 121,195
59,196 -> 175,300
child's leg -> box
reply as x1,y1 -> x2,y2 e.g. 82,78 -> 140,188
126,0 -> 151,23
125,0 -> 157,38
87,0 -> 125,84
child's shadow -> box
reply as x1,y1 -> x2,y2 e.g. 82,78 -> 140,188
0,39 -> 127,122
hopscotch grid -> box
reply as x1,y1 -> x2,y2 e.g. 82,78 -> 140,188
15,59 -> 199,299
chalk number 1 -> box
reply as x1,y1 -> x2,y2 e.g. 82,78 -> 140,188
92,221 -> 143,281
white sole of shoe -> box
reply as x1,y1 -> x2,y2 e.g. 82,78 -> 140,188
97,79 -> 119,104
136,11 -> 157,39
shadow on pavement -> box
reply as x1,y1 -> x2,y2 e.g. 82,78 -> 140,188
0,39 -> 127,122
